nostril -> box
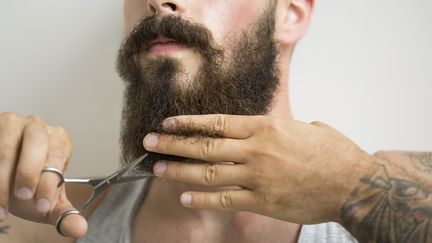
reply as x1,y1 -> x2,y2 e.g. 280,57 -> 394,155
162,2 -> 177,11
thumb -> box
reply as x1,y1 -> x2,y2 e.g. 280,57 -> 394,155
48,186 -> 88,238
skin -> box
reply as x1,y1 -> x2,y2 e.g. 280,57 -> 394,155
137,2 -> 432,243
126,1 -> 309,242
1,0 -> 430,243
0,114 -> 97,242
145,118 -> 432,242
0,1 -> 310,242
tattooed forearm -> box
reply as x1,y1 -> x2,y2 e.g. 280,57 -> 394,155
408,152 -> 432,174
0,225 -> 10,235
341,163 -> 432,243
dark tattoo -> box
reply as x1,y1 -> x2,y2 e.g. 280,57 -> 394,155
408,153 -> 432,174
0,225 -> 10,235
341,164 -> 432,243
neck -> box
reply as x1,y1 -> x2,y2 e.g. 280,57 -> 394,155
140,179 -> 300,242
270,59 -> 292,118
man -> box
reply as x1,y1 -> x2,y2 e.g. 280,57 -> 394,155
0,0 -> 431,242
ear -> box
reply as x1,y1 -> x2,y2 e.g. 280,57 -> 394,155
274,0 -> 314,46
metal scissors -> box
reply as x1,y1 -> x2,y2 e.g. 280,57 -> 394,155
41,153 -> 154,236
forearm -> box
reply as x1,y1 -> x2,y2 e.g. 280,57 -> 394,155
340,151 -> 432,243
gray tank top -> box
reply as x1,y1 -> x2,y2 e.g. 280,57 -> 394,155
77,179 -> 358,243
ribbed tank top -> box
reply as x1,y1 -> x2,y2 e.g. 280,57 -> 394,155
77,179 -> 358,243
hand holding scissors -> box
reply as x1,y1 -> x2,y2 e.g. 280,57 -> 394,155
0,113 -> 154,239
44,153 -> 153,237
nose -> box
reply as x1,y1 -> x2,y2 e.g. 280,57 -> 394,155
147,0 -> 187,16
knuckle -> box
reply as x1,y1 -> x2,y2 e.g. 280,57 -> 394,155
53,126 -> 70,140
251,144 -> 271,158
63,137 -> 73,155
25,125 -> 48,142
201,194 -> 212,208
50,127 -> 73,152
1,112 -> 19,123
260,118 -> 278,135
50,126 -> 66,135
46,148 -> 66,164
26,115 -> 47,128
219,191 -> 233,209
17,168 -> 39,183
26,114 -> 44,123
166,136 -> 176,151
199,138 -> 215,158
174,164 -> 183,179
0,144 -> 13,162
251,168 -> 268,186
213,115 -> 226,135
203,164 -> 218,185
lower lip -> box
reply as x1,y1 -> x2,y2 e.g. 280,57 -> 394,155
148,42 -> 187,55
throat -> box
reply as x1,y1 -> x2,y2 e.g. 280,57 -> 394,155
131,179 -> 301,243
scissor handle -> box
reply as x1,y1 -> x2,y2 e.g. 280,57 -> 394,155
69,153 -> 150,212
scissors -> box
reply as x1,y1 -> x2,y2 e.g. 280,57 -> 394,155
41,153 -> 154,236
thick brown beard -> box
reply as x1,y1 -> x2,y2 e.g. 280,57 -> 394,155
117,7 -> 279,174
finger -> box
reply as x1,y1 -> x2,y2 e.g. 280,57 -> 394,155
35,127 -> 72,214
162,114 -> 257,139
154,161 -> 252,188
48,186 -> 87,238
144,134 -> 249,163
179,190 -> 255,211
0,116 -> 23,220
14,122 -> 49,201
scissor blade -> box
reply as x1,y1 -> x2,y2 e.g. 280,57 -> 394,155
96,153 -> 149,187
122,153 -> 149,176
111,175 -> 153,184
74,154 -> 151,213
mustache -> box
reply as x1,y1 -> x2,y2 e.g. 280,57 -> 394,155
116,15 -> 223,83
117,15 -> 222,64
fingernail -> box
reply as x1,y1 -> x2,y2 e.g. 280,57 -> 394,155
162,118 -> 177,130
36,198 -> 51,213
154,161 -> 167,175
15,187 -> 33,200
144,133 -> 158,148
180,193 -> 192,206
0,207 -> 6,220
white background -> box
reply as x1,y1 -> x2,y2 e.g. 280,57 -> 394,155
1,1 -> 431,177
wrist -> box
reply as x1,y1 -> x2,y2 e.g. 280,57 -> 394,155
334,150 -> 377,225
337,151 -> 395,241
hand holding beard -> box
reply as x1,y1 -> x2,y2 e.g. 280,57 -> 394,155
143,114 -> 376,225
